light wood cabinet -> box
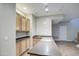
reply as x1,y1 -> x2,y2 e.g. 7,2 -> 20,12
16,40 -> 21,56
16,38 -> 30,56
16,13 -> 30,32
16,13 -> 21,31
26,19 -> 30,32
26,38 -> 30,48
21,17 -> 27,31
20,39 -> 27,54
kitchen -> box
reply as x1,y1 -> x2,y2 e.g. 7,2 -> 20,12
16,3 -> 79,56
0,3 -> 79,56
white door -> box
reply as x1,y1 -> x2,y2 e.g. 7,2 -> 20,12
59,26 -> 67,40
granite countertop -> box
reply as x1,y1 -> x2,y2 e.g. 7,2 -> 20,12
28,37 -> 62,56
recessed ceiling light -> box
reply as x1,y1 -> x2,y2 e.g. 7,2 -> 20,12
23,7 -> 27,10
45,8 -> 48,11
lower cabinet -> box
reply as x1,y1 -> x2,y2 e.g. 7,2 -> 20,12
16,37 -> 41,56
26,38 -> 30,48
20,38 -> 27,54
16,38 -> 30,56
16,40 -> 21,56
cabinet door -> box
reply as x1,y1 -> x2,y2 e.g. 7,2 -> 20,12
21,17 -> 27,31
16,41 -> 21,56
26,19 -> 30,32
16,13 -> 21,31
26,38 -> 30,48
20,39 -> 27,53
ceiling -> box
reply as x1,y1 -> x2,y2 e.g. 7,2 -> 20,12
16,3 -> 79,21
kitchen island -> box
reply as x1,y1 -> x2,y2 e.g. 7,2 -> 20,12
28,37 -> 62,56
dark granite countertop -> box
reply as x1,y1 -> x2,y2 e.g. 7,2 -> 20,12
16,36 -> 30,40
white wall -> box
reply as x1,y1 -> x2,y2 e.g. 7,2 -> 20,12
32,15 -> 36,35
35,15 -> 64,36
67,18 -> 79,41
0,3 -> 16,56
36,17 -> 52,36
52,18 -> 79,41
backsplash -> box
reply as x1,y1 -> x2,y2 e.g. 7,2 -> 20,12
16,32 -> 30,38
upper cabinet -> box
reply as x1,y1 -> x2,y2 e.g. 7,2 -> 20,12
21,17 -> 27,31
16,13 -> 21,31
26,19 -> 30,32
16,13 -> 30,32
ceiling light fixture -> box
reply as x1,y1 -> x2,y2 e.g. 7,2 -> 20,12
44,3 -> 48,13
45,8 -> 48,12
23,7 -> 27,10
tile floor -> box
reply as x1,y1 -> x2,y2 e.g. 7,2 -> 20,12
56,41 -> 79,56
22,38 -> 79,56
